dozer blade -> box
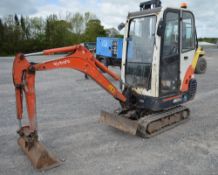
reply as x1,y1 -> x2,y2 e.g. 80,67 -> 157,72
99,111 -> 138,135
18,137 -> 61,171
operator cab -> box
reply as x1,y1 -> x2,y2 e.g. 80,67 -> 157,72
121,1 -> 197,110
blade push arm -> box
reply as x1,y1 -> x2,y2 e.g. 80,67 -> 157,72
13,45 -> 126,134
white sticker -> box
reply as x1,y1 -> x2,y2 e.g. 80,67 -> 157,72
53,60 -> 71,67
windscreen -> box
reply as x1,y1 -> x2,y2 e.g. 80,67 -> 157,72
126,16 -> 156,89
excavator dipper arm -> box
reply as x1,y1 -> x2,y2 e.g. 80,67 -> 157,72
12,45 -> 126,170
13,45 -> 126,133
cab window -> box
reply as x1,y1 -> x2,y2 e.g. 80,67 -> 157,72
162,12 -> 179,57
182,12 -> 195,52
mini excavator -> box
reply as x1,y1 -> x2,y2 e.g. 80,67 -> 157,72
12,0 -> 206,171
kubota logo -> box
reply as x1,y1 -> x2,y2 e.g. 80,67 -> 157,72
53,60 -> 71,67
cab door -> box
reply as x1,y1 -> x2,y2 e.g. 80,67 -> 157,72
180,11 -> 196,91
160,9 -> 180,97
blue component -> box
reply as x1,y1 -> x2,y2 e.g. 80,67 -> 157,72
96,37 -> 123,60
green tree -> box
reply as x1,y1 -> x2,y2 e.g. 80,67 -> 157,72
84,12 -> 96,27
14,14 -> 19,26
45,15 -> 72,48
20,16 -> 31,40
30,17 -> 45,39
198,38 -> 218,44
0,19 -> 4,53
85,19 -> 106,42
70,13 -> 84,34
0,12 -> 111,55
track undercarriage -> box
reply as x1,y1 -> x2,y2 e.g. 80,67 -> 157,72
100,106 -> 190,138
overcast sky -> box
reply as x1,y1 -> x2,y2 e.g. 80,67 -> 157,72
0,0 -> 217,37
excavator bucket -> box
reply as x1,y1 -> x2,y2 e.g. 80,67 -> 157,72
99,111 -> 139,136
18,137 -> 61,171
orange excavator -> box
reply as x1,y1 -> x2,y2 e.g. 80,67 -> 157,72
13,0 -> 206,171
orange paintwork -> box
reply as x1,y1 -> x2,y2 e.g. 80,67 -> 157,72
181,65 -> 194,92
180,2 -> 188,8
162,95 -> 181,102
13,54 -> 30,120
43,45 -> 79,55
13,45 -> 126,132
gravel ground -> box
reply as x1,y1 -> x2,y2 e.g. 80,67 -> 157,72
0,48 -> 218,175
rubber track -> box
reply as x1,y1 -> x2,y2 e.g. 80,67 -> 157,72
136,106 -> 190,138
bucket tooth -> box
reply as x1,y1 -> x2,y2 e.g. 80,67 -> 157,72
99,111 -> 138,135
18,137 -> 61,171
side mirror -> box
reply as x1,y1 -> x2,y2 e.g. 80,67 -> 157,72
118,22 -> 126,31
157,20 -> 165,37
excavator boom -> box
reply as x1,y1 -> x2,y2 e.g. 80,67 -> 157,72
13,45 -> 126,170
